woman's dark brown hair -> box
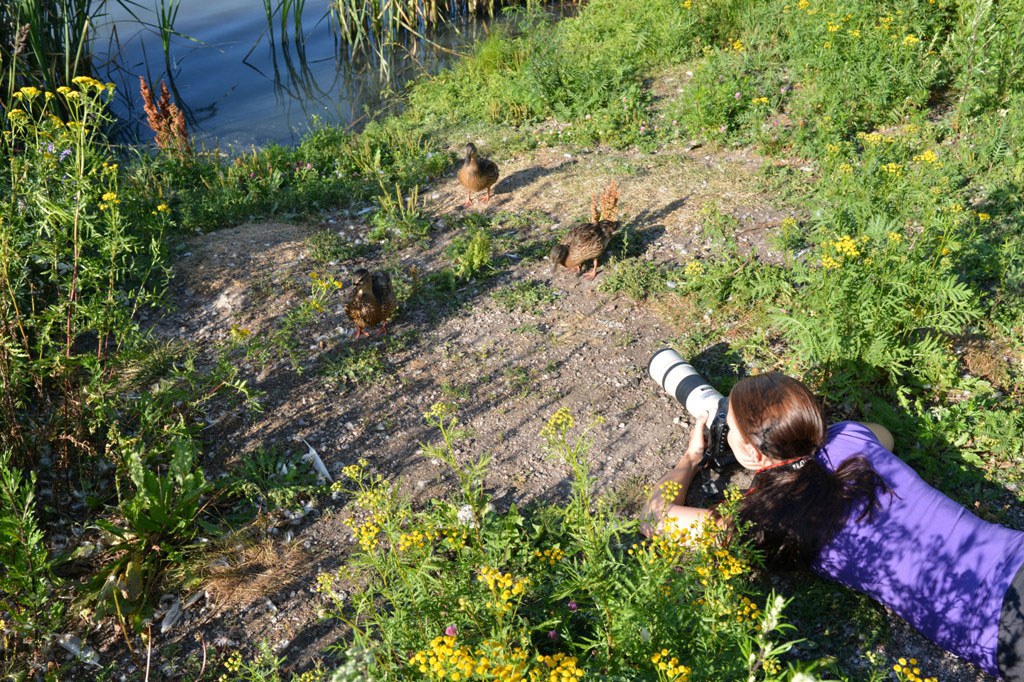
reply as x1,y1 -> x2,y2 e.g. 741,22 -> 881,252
725,373 -> 888,569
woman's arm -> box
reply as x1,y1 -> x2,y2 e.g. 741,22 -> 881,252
640,413 -> 713,537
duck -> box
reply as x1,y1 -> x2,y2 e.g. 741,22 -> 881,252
345,268 -> 397,338
550,181 -> 620,281
457,142 -> 499,206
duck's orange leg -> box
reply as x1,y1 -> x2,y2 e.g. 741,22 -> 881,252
585,259 -> 599,281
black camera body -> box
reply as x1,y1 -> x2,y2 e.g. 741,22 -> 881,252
648,349 -> 737,497
702,396 -> 735,472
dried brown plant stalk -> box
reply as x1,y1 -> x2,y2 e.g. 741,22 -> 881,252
139,76 -> 191,158
590,180 -> 620,223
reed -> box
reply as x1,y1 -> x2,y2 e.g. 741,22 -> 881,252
329,0 -> 556,52
0,0 -> 98,106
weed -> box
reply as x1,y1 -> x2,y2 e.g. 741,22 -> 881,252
368,183 -> 431,247
319,344 -> 388,389
446,226 -> 497,282
441,381 -> 471,400
305,229 -> 371,264
0,450 -> 63,672
512,322 -> 543,335
502,365 -> 532,398
215,447 -> 325,522
492,279 -> 560,313
598,258 -> 668,300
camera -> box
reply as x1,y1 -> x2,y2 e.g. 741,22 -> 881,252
648,349 -> 736,496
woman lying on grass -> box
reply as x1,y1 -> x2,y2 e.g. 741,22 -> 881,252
642,373 -> 1024,680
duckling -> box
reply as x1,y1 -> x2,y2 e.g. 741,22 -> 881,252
550,181 -> 620,281
345,269 -> 397,338
457,142 -> 500,206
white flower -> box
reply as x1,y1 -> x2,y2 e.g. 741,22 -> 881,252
457,505 -> 477,528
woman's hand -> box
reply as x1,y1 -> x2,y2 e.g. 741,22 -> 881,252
678,412 -> 709,468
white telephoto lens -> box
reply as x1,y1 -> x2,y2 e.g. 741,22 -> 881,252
648,348 -> 724,419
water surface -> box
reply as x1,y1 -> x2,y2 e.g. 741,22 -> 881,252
92,0 -> 501,148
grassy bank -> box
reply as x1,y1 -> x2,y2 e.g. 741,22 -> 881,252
2,0 -> 1023,679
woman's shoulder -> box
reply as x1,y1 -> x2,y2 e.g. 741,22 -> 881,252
826,420 -> 880,443
821,421 -> 892,468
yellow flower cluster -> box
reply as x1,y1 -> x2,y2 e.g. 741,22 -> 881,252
397,527 -> 469,552
902,34 -> 920,46
425,401 -> 458,424
216,651 -> 243,682
72,76 -> 115,93
628,515 -> 697,564
682,0 -> 692,9
316,571 -> 337,594
731,39 -> 744,52
827,21 -> 840,32
99,191 -> 120,211
340,458 -> 369,481
344,516 -> 381,552
912,149 -> 939,164
977,212 -> 991,222
684,260 -> 704,277
695,548 -> 746,585
310,271 -> 344,290
533,547 -> 566,565
856,131 -> 896,146
750,96 -> 770,105
887,231 -> 903,243
355,485 -> 389,511
893,657 -> 937,682
821,233 -> 868,269
734,595 -> 761,622
651,649 -> 691,682
409,637 -> 532,682
833,235 -> 862,258
881,162 -> 903,177
478,566 -> 530,614
540,407 -> 575,441
531,652 -> 583,682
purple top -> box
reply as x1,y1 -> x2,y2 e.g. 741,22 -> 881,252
812,422 -> 1024,677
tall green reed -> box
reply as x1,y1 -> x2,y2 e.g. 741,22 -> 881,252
1,0 -> 98,107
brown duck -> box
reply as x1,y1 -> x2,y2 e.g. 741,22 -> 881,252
457,142 -> 499,206
550,181 -> 620,281
345,268 -> 397,338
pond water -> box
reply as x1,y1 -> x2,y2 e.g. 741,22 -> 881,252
91,1 -> 528,149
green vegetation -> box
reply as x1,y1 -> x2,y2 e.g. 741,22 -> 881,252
313,406 -> 807,681
493,280 -> 560,313
3,0 -> 1024,679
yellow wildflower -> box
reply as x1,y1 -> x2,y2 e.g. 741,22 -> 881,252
977,212 -> 990,222
902,34 -> 920,46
